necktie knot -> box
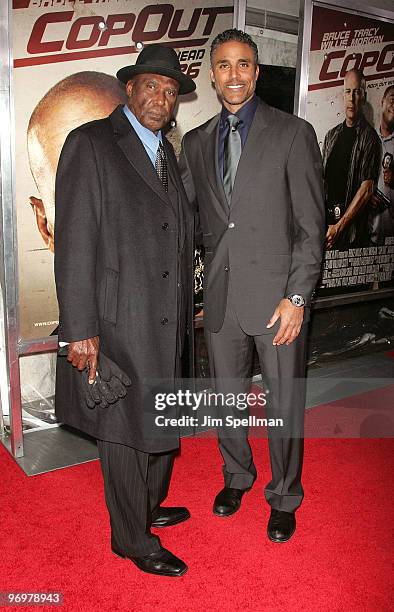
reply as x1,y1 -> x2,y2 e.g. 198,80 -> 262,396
227,114 -> 241,132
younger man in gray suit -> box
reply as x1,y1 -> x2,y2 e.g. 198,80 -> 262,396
180,29 -> 325,542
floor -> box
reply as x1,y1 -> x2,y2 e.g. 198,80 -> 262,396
1,349 -> 393,476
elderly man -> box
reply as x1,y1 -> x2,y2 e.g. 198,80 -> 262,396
55,45 -> 195,577
323,69 -> 381,249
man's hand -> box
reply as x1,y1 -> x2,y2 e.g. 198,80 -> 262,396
266,299 -> 304,346
326,223 -> 341,249
67,336 -> 99,383
383,167 -> 394,189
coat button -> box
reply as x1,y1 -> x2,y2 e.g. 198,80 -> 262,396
224,266 -> 229,272
161,317 -> 168,325
228,222 -> 235,229
162,222 -> 169,230
162,271 -> 169,278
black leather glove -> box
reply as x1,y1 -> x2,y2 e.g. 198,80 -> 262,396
82,352 -> 131,409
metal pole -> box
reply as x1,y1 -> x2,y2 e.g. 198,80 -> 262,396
0,0 -> 23,457
233,0 -> 247,30
294,0 -> 313,119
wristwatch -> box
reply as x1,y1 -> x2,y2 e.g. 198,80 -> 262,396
287,294 -> 305,307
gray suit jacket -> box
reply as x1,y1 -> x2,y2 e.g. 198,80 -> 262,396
179,99 -> 325,335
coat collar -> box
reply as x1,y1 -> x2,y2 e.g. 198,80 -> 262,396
110,105 -> 172,208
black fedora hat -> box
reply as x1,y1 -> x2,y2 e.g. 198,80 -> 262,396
116,44 -> 196,95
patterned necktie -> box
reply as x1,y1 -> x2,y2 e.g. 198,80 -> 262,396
155,141 -> 168,192
223,114 -> 242,203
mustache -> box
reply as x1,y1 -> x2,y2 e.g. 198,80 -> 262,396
148,108 -> 167,118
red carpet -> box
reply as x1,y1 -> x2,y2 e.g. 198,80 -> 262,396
1,438 -> 393,611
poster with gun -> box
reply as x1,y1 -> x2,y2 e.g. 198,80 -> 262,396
302,1 -> 394,297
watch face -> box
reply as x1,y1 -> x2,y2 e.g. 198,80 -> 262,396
289,294 -> 305,307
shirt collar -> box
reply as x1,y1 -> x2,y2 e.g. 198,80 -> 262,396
340,114 -> 366,133
220,94 -> 258,129
123,104 -> 162,153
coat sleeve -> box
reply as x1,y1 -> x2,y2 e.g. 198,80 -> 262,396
54,128 -> 101,342
284,120 -> 326,304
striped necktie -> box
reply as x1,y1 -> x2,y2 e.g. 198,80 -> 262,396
155,141 -> 168,192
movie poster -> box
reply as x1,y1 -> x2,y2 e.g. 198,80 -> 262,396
12,0 -> 233,341
304,2 -> 394,297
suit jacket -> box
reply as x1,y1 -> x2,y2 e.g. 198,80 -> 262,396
54,105 -> 194,453
179,98 -> 325,335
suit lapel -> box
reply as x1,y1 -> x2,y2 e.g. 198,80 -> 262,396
110,105 -> 172,208
163,137 -> 181,217
163,138 -> 180,192
164,138 -> 188,250
198,115 -> 229,219
230,101 -> 270,205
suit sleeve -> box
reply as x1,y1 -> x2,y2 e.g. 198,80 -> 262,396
285,120 -> 326,304
179,134 -> 202,246
54,129 -> 101,342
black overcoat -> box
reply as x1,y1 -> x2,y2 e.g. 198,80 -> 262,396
54,105 -> 194,453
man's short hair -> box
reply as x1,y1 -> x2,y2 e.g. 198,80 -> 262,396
210,28 -> 259,65
382,84 -> 394,99
345,68 -> 366,97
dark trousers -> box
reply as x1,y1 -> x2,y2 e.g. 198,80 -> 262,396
205,290 -> 307,513
97,439 -> 176,557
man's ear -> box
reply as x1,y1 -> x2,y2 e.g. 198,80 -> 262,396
209,68 -> 215,86
126,79 -> 134,97
29,195 -> 54,253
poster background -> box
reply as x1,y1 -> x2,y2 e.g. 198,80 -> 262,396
304,3 -> 394,296
12,0 -> 233,342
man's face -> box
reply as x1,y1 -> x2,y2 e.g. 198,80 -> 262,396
343,71 -> 365,126
126,73 -> 179,132
382,88 -> 394,131
210,41 -> 258,113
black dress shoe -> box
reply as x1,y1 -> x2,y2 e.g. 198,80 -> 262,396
267,509 -> 296,543
112,546 -> 188,577
151,506 -> 190,528
213,487 -> 245,517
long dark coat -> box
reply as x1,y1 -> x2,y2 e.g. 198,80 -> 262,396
54,105 -> 194,453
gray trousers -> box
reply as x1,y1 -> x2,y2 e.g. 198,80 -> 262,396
205,292 -> 307,513
97,440 -> 176,557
